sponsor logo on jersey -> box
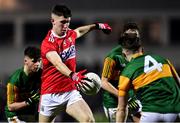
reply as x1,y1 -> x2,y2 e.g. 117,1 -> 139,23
59,45 -> 76,61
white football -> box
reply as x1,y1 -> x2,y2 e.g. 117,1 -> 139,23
80,72 -> 101,95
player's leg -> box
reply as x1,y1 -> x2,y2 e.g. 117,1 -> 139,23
163,113 -> 178,122
7,116 -> 25,123
66,90 -> 95,123
39,113 -> 56,122
140,112 -> 178,122
131,112 -> 141,122
66,99 -> 94,123
103,106 -> 111,122
140,112 -> 162,122
38,94 -> 60,122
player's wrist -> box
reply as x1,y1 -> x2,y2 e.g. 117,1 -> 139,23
69,71 -> 74,79
25,98 -> 32,106
95,23 -> 99,29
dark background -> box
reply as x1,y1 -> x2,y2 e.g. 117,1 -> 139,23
0,0 -> 180,122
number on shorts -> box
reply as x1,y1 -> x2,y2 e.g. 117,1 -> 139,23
144,55 -> 162,73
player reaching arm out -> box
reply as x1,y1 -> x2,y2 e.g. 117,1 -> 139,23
75,23 -> 112,38
39,4 -> 112,122
46,23 -> 112,82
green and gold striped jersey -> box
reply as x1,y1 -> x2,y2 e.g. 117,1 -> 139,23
118,52 -> 180,113
4,68 -> 41,118
102,45 -> 127,108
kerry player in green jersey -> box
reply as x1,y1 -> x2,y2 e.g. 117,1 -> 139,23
101,45 -> 127,122
4,46 -> 42,122
101,22 -> 141,122
116,31 -> 180,122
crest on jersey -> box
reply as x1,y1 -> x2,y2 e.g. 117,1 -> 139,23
68,37 -> 72,42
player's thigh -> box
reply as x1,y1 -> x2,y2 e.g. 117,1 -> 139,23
39,113 -> 56,122
140,112 -> 161,122
140,112 -> 178,122
131,112 -> 141,122
38,93 -> 67,122
66,99 -> 94,122
163,113 -> 178,122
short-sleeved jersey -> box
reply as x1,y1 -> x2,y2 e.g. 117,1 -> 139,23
41,29 -> 77,94
5,68 -> 41,118
102,45 -> 127,108
118,53 -> 180,113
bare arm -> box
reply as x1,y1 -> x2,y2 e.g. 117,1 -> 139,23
101,76 -> 118,97
116,96 -> 128,122
7,83 -> 29,111
101,57 -> 119,96
8,102 -> 28,111
46,51 -> 72,77
74,24 -> 96,38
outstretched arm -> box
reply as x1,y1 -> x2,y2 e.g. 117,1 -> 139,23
74,24 -> 96,38
74,23 -> 112,39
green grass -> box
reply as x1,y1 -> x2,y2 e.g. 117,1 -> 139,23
94,112 -> 108,122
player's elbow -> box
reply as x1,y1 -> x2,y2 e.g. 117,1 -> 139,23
101,77 -> 109,88
7,104 -> 15,111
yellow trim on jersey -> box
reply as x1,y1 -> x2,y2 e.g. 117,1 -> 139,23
102,57 -> 117,79
133,64 -> 172,90
118,76 -> 131,96
7,83 -> 18,105
167,60 -> 180,84
132,52 -> 143,59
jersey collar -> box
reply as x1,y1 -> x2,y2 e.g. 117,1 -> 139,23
51,30 -> 67,39
132,52 -> 143,59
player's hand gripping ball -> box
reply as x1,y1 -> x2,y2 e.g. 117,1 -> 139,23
77,72 -> 101,95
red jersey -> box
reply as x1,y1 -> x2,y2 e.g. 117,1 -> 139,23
41,29 -> 77,94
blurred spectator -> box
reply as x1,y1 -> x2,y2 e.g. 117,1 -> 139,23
0,0 -> 19,11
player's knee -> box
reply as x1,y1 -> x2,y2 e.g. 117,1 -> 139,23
81,115 -> 95,122
86,116 -> 95,123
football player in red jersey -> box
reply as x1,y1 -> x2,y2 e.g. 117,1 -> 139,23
39,4 -> 112,122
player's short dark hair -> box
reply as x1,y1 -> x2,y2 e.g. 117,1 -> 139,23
119,22 -> 141,51
123,22 -> 139,32
51,5 -> 72,18
119,33 -> 141,52
24,46 -> 41,60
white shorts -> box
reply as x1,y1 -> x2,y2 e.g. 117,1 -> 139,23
103,106 -> 117,122
39,90 -> 83,117
140,112 -> 178,122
